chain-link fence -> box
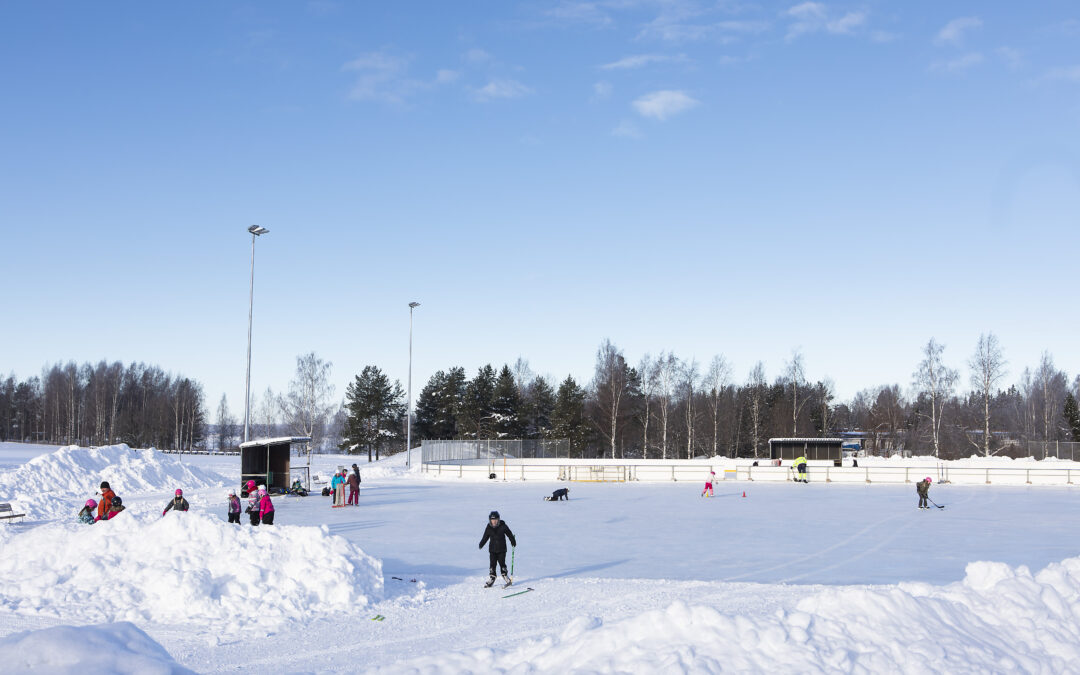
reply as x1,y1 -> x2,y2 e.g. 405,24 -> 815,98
421,439 -> 571,464
1026,441 -> 1080,461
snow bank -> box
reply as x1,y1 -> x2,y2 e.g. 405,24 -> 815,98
390,556 -> 1080,673
0,622 -> 194,674
0,512 -> 383,633
0,444 -> 228,519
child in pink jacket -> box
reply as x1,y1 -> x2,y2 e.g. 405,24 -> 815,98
258,488 -> 275,525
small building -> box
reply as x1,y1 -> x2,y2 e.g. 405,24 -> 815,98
238,436 -> 311,494
769,438 -> 843,466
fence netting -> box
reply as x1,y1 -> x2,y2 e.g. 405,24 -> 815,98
422,439 -> 571,463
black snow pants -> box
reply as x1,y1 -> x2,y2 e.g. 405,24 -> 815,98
262,511 -> 275,525
488,550 -> 508,579
249,510 -> 260,526
228,512 -> 241,524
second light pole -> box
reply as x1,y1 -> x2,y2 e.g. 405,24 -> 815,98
243,224 -> 269,444
406,301 -> 420,468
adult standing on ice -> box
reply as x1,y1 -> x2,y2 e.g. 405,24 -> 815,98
162,489 -> 189,516
917,477 -> 932,510
97,481 -> 115,519
331,470 -> 346,507
479,510 -> 516,588
794,456 -> 808,483
227,490 -> 242,524
347,465 -> 360,506
258,487 -> 275,524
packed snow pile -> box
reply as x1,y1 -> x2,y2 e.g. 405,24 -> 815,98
0,512 -> 383,632
0,444 -> 228,519
0,622 -> 194,675
390,556 -> 1080,673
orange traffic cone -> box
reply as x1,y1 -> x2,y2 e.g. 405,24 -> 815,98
742,491 -> 746,498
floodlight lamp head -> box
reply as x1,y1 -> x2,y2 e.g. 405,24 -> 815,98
409,302 -> 420,308
248,225 -> 269,236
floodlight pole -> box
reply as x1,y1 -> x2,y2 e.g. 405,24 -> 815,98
406,302 -> 420,468
243,225 -> 268,445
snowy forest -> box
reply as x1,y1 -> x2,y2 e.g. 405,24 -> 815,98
4,333 -> 1080,460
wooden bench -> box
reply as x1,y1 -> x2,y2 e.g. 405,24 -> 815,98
0,503 -> 26,521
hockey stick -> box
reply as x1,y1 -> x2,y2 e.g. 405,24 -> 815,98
927,497 -> 945,510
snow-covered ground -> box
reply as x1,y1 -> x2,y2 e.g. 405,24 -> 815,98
1,442 -> 1079,673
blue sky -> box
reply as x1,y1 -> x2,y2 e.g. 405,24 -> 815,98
2,1 -> 1079,411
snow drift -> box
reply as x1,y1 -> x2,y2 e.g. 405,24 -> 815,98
0,512 -> 383,632
0,622 -> 194,675
0,444 -> 228,519
389,556 -> 1080,673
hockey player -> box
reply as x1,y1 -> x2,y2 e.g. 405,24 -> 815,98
917,476 -> 932,509
794,455 -> 808,483
479,510 -> 517,588
544,487 -> 570,501
702,471 -> 715,497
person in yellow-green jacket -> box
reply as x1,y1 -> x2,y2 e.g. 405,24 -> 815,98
794,456 -> 808,483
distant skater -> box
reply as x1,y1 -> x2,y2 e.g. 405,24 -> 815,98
479,510 -> 516,588
917,476 -> 932,509
544,487 -> 570,501
702,471 -> 715,497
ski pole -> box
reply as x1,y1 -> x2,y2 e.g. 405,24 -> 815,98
511,547 -> 515,576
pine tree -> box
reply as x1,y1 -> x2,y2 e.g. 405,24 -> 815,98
551,375 -> 588,456
461,365 -> 497,439
415,370 -> 449,439
443,367 -> 468,438
341,366 -> 406,461
523,375 -> 555,439
491,365 -> 523,438
1064,393 -> 1080,441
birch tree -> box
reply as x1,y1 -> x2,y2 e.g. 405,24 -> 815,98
654,352 -> 680,459
914,338 -> 958,457
280,352 -> 336,455
968,333 -> 1006,456
637,353 -> 656,459
702,355 -> 730,456
591,339 -> 628,459
747,362 -> 766,458
680,357 -> 701,459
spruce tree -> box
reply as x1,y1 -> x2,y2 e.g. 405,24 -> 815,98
491,365 -> 523,438
1065,393 -> 1080,441
342,365 -> 406,461
524,375 -> 555,439
551,375 -> 588,456
415,370 -> 449,439
443,366 -> 468,438
461,365 -> 497,439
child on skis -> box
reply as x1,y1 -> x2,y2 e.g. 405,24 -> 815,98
702,471 -> 715,497
917,477 -> 932,509
162,489 -> 189,516
227,490 -> 242,524
258,487 -> 275,525
479,510 -> 516,588
78,499 -> 97,524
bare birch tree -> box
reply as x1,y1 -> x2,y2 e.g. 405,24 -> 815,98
655,352 -> 680,460
747,362 -> 766,458
280,352 -> 336,456
914,338 -> 958,457
785,349 -> 807,435
680,357 -> 701,459
703,355 -> 731,456
638,353 -> 657,459
968,333 -> 1006,456
591,339 -> 628,459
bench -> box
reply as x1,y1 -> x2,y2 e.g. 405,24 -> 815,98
0,503 -> 26,521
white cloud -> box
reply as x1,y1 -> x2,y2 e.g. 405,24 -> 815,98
545,1 -> 613,27
473,79 -> 533,102
436,69 -> 460,84
342,52 -> 459,104
639,18 -> 769,43
929,52 -> 983,74
784,3 -> 866,40
599,53 -> 688,70
996,47 -> 1022,72
464,48 -> 491,63
935,17 -> 982,46
593,81 -> 613,99
1040,65 -> 1080,83
611,120 -> 642,139
632,90 -> 699,121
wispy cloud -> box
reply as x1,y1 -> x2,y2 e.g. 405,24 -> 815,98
935,17 -> 982,46
592,81 -> 613,100
929,52 -> 983,74
464,48 -> 491,63
611,119 -> 643,139
639,18 -> 769,43
473,78 -> 533,102
599,53 -> 688,70
784,3 -> 867,40
632,89 -> 699,120
342,52 -> 457,104
545,1 -> 614,28
1040,65 -> 1080,83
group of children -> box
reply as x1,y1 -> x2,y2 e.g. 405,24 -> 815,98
76,481 -> 126,523
328,464 -> 361,507
236,480 -> 275,525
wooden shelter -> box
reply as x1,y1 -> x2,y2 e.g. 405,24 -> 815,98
238,436 -> 311,494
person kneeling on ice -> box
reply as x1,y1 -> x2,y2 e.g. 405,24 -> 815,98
78,499 -> 97,524
258,487 -> 275,525
96,496 -> 125,521
544,487 -> 570,501
479,510 -> 516,588
227,490 -> 242,524
702,471 -> 715,497
162,489 -> 189,516
917,476 -> 932,509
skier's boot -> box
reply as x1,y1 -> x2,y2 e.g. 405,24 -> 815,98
502,574 -> 513,589
484,576 -> 496,588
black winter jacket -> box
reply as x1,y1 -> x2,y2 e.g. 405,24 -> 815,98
479,521 -> 516,553
163,497 -> 190,514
